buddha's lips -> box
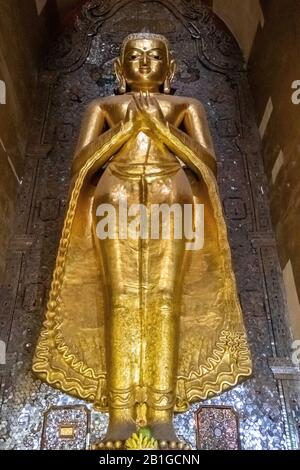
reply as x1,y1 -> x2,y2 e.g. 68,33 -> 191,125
139,67 -> 151,74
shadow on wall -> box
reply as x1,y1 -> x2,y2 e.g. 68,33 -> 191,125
56,0 -> 90,28
248,0 -> 300,340
0,0 -> 52,279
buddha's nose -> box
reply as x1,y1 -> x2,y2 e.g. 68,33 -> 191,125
141,52 -> 149,66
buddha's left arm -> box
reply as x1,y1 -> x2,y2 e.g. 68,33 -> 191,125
169,101 -> 217,176
151,100 -> 217,176
183,101 -> 216,167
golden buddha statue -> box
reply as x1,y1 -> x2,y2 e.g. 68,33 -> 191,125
33,33 -> 252,450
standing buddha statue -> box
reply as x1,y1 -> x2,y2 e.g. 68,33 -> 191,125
33,33 -> 252,450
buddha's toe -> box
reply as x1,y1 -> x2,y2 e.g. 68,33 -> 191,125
158,439 -> 191,450
91,439 -> 124,450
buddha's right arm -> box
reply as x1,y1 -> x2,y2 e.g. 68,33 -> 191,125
74,101 -> 106,155
71,100 -> 136,177
71,120 -> 135,177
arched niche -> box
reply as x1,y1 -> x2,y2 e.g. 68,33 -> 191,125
0,0 -> 293,451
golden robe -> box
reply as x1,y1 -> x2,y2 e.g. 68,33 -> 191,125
33,117 -> 252,412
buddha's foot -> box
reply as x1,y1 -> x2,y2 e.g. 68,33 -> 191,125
150,421 -> 178,441
91,420 -> 136,450
91,438 -> 190,451
151,422 -> 191,450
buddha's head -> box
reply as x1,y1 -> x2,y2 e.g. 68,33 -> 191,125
115,33 -> 176,94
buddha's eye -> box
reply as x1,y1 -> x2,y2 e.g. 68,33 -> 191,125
149,51 -> 163,60
127,51 -> 141,61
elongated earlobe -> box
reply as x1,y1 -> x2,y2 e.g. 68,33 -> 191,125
114,58 -> 126,94
164,58 -> 176,94
164,77 -> 171,94
118,77 -> 126,94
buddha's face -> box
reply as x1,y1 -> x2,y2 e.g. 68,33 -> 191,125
121,38 -> 169,91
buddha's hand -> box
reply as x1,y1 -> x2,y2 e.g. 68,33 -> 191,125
132,91 -> 167,132
123,98 -> 141,125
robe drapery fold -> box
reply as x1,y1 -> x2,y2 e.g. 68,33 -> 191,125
33,118 -> 252,412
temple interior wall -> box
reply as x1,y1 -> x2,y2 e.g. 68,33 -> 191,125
210,0 -> 300,340
0,0 -> 53,278
0,0 -> 299,340
247,0 -> 300,340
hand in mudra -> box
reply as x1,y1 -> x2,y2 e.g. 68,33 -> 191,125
134,91 -> 166,124
124,91 -> 166,133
